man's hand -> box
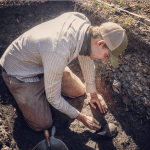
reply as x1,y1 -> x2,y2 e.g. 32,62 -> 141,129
76,113 -> 101,130
90,92 -> 108,114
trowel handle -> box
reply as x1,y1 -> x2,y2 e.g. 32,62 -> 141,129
51,126 -> 56,136
44,130 -> 50,147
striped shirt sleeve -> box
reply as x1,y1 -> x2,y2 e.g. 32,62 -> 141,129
41,51 -> 79,119
78,55 -> 96,93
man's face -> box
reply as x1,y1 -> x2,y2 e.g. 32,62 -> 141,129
90,39 -> 110,61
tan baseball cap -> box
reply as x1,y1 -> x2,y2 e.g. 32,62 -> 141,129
99,22 -> 128,68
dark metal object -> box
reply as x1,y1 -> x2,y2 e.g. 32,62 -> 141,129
32,126 -> 69,150
32,130 -> 50,150
50,126 -> 69,150
97,123 -> 118,138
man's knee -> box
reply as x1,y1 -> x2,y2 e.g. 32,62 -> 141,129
63,67 -> 71,77
31,118 -> 53,132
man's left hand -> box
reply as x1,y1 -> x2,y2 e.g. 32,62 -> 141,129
90,92 -> 108,114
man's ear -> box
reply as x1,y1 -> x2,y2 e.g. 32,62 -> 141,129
97,40 -> 106,47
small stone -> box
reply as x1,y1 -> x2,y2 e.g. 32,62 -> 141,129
144,58 -> 149,63
130,56 -> 136,61
147,108 -> 150,116
140,97 -> 150,107
140,77 -> 147,84
132,85 -> 139,91
125,54 -> 132,60
143,68 -> 149,74
132,96 -> 141,102
136,72 -> 141,77
119,66 -> 124,71
145,86 -> 150,91
137,84 -> 143,92
141,97 -> 147,102
127,74 -> 135,84
123,82 -> 129,88
128,89 -> 134,97
145,99 -> 150,107
0,120 -> 3,125
112,80 -> 121,93
2,147 -> 12,150
124,65 -> 130,72
144,90 -> 150,96
138,63 -> 142,67
122,95 -> 131,106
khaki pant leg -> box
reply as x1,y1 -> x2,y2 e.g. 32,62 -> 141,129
2,72 -> 53,131
61,66 -> 86,98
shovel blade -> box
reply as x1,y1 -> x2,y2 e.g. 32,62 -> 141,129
50,137 -> 69,150
32,139 -> 48,150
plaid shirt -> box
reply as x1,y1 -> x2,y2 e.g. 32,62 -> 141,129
0,12 -> 96,118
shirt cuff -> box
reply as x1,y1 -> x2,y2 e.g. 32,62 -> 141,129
85,81 -> 96,93
67,106 -> 80,119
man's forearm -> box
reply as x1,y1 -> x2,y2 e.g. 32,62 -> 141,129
75,112 -> 85,121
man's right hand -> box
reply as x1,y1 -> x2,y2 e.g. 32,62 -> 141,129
75,113 -> 101,130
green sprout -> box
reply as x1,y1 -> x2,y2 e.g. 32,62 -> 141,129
116,0 -> 124,5
126,15 -> 133,24
119,15 -> 123,21
111,8 -> 116,11
93,0 -> 99,7
104,5 -> 109,9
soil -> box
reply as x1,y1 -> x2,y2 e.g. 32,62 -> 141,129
0,1 -> 150,150
109,0 -> 150,20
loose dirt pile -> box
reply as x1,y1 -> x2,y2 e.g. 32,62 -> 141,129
0,1 -> 150,150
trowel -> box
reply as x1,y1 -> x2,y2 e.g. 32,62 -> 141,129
97,123 -> 118,138
32,126 -> 69,150
32,130 -> 50,150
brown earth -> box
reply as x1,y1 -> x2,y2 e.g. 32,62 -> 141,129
0,1 -> 150,150
110,0 -> 150,20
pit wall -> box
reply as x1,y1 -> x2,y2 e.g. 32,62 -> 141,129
75,1 -> 150,119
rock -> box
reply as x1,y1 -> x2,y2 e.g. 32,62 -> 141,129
141,97 -> 150,107
144,57 -> 149,64
138,63 -> 142,67
144,90 -> 150,97
145,86 -> 150,91
123,81 -> 129,88
131,84 -> 139,91
137,105 -> 146,116
135,82 -> 143,92
128,89 -> 135,97
112,80 -> 121,93
122,95 -> 131,106
127,74 -> 135,84
2,147 -> 12,150
122,95 -> 131,111
147,108 -> 150,116
132,96 -> 141,102
125,54 -> 132,60
136,72 -> 141,78
143,68 -> 149,74
124,65 -> 130,72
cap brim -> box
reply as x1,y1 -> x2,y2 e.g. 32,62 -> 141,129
109,50 -> 119,68
111,33 -> 128,57
109,33 -> 128,68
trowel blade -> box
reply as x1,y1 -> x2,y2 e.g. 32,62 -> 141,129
50,137 -> 69,150
32,139 -> 48,150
